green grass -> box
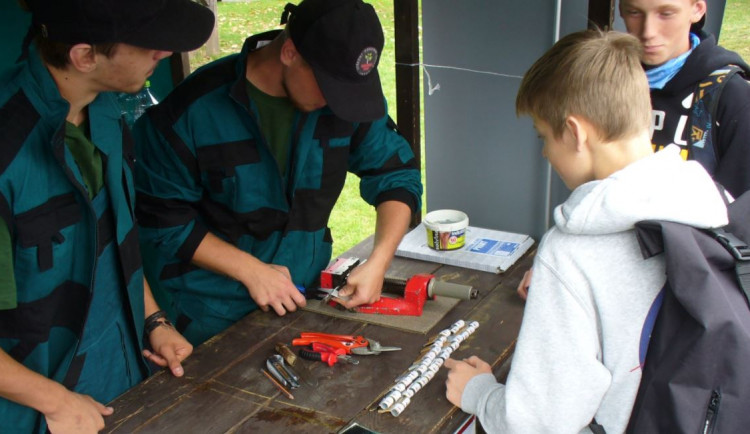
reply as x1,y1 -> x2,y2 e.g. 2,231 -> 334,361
191,0 -> 746,257
720,0 -> 750,61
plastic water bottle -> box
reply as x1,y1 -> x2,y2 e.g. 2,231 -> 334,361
118,80 -> 159,128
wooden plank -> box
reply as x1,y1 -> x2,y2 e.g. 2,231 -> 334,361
393,0 -> 422,227
348,248 -> 533,433
104,320 -> 298,431
230,400 -> 347,433
105,238 -> 535,433
108,382 -> 263,433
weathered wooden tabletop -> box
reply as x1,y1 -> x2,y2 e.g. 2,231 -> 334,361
104,237 -> 533,433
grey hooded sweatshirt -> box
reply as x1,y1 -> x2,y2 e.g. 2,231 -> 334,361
460,146 -> 729,433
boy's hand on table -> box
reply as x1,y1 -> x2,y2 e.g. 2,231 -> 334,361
45,389 -> 112,434
517,269 -> 533,300
444,356 -> 492,407
144,325 -> 193,377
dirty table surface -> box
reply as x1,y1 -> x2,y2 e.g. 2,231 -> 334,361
104,237 -> 533,433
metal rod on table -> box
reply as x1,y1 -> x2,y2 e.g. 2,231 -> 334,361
261,368 -> 295,400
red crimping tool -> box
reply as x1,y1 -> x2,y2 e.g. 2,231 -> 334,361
319,257 -> 478,316
298,342 -> 359,366
292,332 -> 401,355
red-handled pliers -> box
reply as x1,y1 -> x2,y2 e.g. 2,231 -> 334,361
292,332 -> 368,354
292,332 -> 401,355
298,343 -> 359,366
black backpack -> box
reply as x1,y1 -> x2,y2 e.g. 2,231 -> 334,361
687,65 -> 747,177
626,190 -> 750,433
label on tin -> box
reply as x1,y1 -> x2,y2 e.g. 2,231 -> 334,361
429,228 -> 466,250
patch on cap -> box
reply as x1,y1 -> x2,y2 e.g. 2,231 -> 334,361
356,47 -> 379,76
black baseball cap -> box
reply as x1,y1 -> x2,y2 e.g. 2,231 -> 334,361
26,0 -> 215,53
282,0 -> 385,123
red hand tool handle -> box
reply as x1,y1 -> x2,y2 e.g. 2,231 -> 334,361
292,337 -> 353,354
311,342 -> 345,356
299,332 -> 368,346
299,348 -> 337,366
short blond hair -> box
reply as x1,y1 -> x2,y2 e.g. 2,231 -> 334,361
516,29 -> 651,141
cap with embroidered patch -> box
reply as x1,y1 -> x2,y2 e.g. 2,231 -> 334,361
281,0 -> 385,123
26,0 -> 215,53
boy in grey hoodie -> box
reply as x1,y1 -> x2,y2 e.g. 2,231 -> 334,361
443,29 -> 729,433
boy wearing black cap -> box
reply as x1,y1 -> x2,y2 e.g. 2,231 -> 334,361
620,0 -> 750,197
0,1 -> 213,432
133,0 -> 423,346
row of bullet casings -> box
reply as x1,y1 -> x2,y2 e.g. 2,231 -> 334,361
378,319 -> 480,416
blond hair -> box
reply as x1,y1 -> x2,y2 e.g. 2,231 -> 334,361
516,29 -> 651,141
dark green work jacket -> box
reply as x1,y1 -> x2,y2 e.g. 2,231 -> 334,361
134,31 -> 423,344
0,48 -> 148,433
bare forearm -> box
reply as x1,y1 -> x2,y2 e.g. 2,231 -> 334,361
143,277 -> 160,317
334,200 -> 412,308
369,200 -> 412,269
191,232 -> 263,284
0,349 -> 66,415
189,232 -> 304,315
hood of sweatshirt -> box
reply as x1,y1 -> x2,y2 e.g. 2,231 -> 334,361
554,145 -> 728,236
659,31 -> 750,96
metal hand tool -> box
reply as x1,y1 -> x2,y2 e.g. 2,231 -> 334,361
292,332 -> 401,356
266,354 -> 300,389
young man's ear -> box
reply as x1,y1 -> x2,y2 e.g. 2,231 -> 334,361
68,44 -> 97,73
691,1 -> 707,24
279,38 -> 299,66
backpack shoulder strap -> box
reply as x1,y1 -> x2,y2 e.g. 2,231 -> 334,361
705,189 -> 750,300
688,65 -> 743,173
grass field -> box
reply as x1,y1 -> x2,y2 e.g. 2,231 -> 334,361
192,0 -> 748,257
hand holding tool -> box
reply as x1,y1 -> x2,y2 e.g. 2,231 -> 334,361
318,257 -> 477,316
318,257 -> 362,303
292,332 -> 401,355
356,274 -> 477,316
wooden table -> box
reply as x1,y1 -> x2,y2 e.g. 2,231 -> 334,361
104,238 -> 533,433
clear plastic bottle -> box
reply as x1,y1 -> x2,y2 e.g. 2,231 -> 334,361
117,80 -> 159,128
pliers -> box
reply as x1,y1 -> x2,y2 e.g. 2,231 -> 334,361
292,332 -> 401,356
298,342 -> 359,366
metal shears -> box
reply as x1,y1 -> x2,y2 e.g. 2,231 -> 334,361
292,332 -> 401,356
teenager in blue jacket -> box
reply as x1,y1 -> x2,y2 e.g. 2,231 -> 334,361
0,1 -> 213,432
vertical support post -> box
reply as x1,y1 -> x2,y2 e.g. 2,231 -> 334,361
394,0 -> 422,227
205,0 -> 221,57
588,0 -> 615,30
170,52 -> 191,87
